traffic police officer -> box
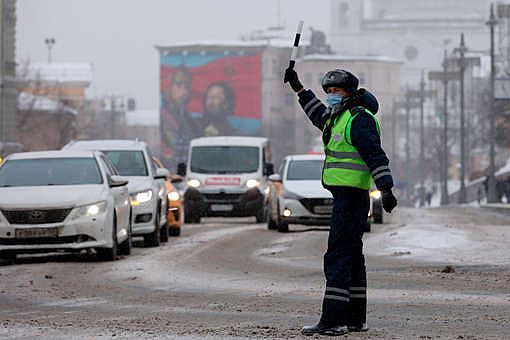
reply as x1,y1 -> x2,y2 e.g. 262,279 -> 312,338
284,67 -> 398,336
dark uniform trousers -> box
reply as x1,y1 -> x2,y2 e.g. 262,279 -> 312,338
320,186 -> 369,327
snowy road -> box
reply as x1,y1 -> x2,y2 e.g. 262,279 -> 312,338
1,207 -> 509,339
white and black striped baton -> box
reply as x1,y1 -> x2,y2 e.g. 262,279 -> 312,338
288,20 -> 304,70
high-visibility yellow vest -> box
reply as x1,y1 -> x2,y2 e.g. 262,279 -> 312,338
322,107 -> 380,190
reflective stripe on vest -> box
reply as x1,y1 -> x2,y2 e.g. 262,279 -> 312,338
324,150 -> 362,160
322,107 -> 380,190
324,162 -> 369,171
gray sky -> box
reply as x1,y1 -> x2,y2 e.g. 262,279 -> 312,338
17,0 -> 329,110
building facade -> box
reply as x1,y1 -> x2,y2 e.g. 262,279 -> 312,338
0,0 -> 17,142
329,0 -> 494,83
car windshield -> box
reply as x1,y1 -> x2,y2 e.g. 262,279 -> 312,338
190,146 -> 259,174
0,158 -> 103,187
103,150 -> 148,176
286,160 -> 324,180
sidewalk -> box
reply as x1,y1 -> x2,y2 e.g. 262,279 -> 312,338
479,203 -> 510,215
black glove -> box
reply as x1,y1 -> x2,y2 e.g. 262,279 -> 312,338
283,67 -> 303,92
382,189 -> 398,213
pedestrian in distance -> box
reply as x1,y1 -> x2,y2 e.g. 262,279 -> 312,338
284,67 -> 398,336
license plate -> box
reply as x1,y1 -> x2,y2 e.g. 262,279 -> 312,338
211,204 -> 233,212
314,205 -> 332,214
15,227 -> 59,238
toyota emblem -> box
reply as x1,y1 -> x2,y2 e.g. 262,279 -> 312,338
29,210 -> 45,221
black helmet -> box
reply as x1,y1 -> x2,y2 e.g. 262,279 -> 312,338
321,69 -> 359,93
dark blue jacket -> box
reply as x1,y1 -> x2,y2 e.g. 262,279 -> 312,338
298,88 -> 394,191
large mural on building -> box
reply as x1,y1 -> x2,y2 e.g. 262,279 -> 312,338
159,50 -> 262,168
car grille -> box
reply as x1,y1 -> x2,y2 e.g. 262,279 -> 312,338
0,235 -> 93,245
299,198 -> 333,215
1,208 -> 72,225
202,193 -> 242,203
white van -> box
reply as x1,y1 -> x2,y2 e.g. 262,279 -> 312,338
177,136 -> 273,224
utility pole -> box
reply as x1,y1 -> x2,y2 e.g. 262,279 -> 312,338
487,3 -> 498,203
0,0 -> 5,142
456,33 -> 468,204
419,70 -> 426,207
441,49 -> 450,205
405,92 -> 411,204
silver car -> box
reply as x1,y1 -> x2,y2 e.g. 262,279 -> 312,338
63,140 -> 169,247
0,151 -> 131,262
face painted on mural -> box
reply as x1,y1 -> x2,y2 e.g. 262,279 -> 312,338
205,85 -> 226,115
203,82 -> 235,117
167,68 -> 192,108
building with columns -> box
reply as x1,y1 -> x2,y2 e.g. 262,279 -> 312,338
329,0 -> 495,84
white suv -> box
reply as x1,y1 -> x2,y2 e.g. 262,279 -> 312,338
64,140 -> 169,247
0,151 -> 131,261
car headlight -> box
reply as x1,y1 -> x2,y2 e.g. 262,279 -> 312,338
168,191 -> 180,201
282,189 -> 301,200
246,179 -> 260,189
70,201 -> 107,220
370,190 -> 382,199
130,190 -> 153,206
187,179 -> 201,188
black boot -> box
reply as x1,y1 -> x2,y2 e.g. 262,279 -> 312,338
301,321 -> 348,336
348,323 -> 369,332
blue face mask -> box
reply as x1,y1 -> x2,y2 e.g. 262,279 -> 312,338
326,93 -> 342,107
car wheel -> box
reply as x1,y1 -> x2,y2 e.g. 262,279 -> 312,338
277,221 -> 289,233
184,206 -> 201,224
97,215 -> 118,261
0,251 -> 16,265
191,212 -> 201,224
169,227 -> 181,237
160,221 -> 169,243
144,211 -> 161,247
255,206 -> 266,223
275,202 -> 289,232
267,209 -> 277,230
118,214 -> 132,256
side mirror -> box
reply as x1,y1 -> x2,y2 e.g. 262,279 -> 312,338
263,162 -> 274,176
155,168 -> 170,180
177,162 -> 187,177
109,175 -> 128,187
268,174 -> 282,182
170,174 -> 183,184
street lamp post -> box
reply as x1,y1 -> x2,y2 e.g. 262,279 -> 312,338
487,3 -> 498,203
456,33 -> 468,204
44,37 -> 56,63
441,49 -> 449,205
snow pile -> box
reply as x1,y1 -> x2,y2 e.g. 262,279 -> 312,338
368,225 -> 471,260
366,209 -> 510,265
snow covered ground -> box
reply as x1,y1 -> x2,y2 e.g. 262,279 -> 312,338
366,207 -> 510,266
